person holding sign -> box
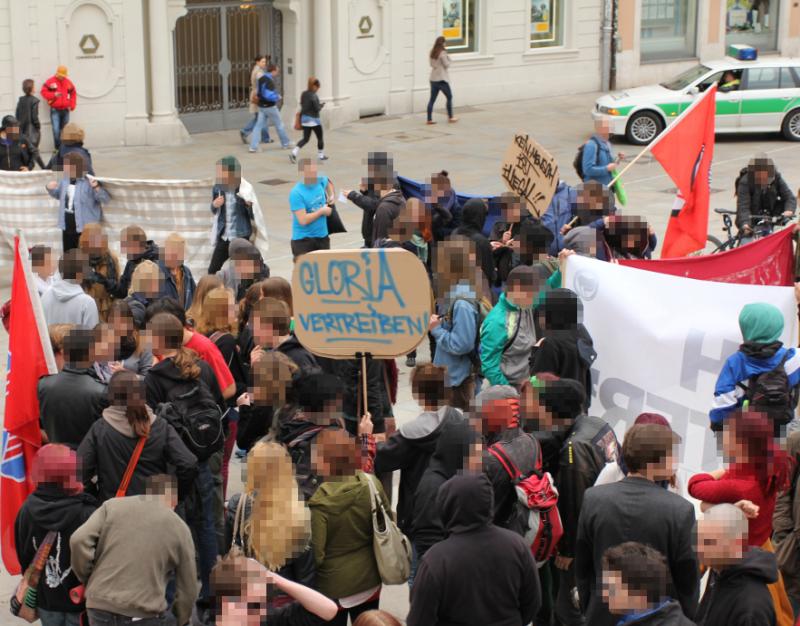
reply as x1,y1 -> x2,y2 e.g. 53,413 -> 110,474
289,158 -> 335,260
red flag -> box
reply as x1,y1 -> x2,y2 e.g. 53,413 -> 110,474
1,233 -> 56,574
650,85 -> 717,258
620,226 -> 795,286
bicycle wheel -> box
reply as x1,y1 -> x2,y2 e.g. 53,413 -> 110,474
695,234 -> 725,255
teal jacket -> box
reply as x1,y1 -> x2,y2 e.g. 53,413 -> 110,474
480,293 -> 536,386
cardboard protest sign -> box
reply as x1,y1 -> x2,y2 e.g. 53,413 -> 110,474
292,248 -> 431,358
500,134 -> 559,218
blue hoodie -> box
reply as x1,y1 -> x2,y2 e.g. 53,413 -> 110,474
431,283 -> 479,388
582,134 -> 615,186
541,181 -> 577,256
710,345 -> 800,427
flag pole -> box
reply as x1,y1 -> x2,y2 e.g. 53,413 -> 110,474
608,145 -> 652,188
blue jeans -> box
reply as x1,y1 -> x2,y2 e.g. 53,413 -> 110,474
51,109 -> 70,148
427,80 -> 453,121
250,106 -> 289,150
408,541 -> 419,589
241,113 -> 271,142
189,461 -> 218,601
39,609 -> 81,626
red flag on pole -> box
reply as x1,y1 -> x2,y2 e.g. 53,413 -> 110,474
650,85 -> 718,258
1,233 -> 56,574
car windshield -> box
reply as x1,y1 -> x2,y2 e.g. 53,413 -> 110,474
660,64 -> 712,90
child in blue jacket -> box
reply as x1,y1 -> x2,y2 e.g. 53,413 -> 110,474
710,302 -> 800,431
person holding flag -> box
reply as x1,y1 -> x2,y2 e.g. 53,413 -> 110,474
2,232 -> 58,575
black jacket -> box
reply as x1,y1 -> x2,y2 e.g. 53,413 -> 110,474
277,414 -> 338,500
77,408 -> 197,503
695,549 -> 777,626
411,417 -> 476,559
488,214 -> 537,243
144,357 -> 225,411
736,168 -> 797,230
452,198 -> 495,287
209,331 -> 248,403
348,187 -> 381,246
407,474 -> 541,626
299,90 -> 323,118
620,601 -> 697,626
38,367 -> 108,449
115,240 -> 169,299
14,485 -> 98,613
236,403 -> 276,451
334,357 -> 393,427
0,135 -> 32,171
46,143 -> 95,176
483,428 -> 542,527
549,414 -> 619,558
374,406 -> 461,534
15,95 -> 41,141
575,477 -> 700,626
371,189 -> 406,245
277,334 -> 321,375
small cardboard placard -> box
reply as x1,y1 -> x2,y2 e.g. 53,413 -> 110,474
500,134 -> 559,218
292,248 -> 431,358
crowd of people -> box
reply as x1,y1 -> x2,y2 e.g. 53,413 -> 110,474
7,58 -> 800,626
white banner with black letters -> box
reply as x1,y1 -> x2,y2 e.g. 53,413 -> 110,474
564,255 -> 798,475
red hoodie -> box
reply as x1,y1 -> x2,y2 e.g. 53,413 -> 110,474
40,75 -> 77,111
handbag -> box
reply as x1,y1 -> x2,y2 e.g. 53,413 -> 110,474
294,111 -> 302,131
116,436 -> 147,498
10,531 -> 57,622
227,492 -> 249,558
326,203 -> 347,235
361,472 -> 412,584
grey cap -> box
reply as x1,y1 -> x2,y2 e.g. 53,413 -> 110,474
475,385 -> 519,409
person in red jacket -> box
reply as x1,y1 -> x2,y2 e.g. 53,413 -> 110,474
40,65 -> 77,149
688,408 -> 795,624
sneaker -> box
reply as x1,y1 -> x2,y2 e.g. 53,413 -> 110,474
448,117 -> 460,123
248,147 -> 258,153
239,130 -> 247,144
319,154 -> 329,161
289,153 -> 297,164
405,355 -> 416,368
282,143 -> 294,149
426,120 -> 436,125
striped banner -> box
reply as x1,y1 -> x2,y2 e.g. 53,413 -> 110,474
0,171 -> 269,286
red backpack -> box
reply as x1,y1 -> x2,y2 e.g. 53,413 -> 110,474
488,442 -> 563,567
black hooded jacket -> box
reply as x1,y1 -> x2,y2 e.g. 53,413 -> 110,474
452,198 -> 495,287
14,485 -> 98,613
695,549 -> 777,626
114,240 -> 167,299
532,289 -> 597,410
38,366 -> 109,449
407,474 -> 541,626
410,417 -> 476,558
736,165 -> 796,230
371,189 -> 406,245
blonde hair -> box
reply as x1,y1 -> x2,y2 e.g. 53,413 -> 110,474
187,274 -> 224,327
165,232 -> 185,246
196,287 -> 236,337
129,259 -> 160,296
243,442 -> 310,570
78,222 -> 109,253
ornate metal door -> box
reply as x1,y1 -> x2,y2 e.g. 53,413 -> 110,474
174,0 -> 282,133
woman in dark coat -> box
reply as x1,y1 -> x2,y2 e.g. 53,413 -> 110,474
452,198 -> 495,290
15,78 -> 45,169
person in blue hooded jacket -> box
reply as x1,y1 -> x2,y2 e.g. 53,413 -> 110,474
581,118 -> 622,187
541,180 -> 577,256
710,302 -> 800,431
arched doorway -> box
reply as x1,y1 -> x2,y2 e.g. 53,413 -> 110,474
173,0 -> 282,133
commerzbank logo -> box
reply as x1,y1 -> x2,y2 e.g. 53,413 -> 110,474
78,34 -> 103,59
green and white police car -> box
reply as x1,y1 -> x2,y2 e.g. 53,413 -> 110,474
593,52 -> 800,145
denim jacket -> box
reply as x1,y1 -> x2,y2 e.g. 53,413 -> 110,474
48,177 -> 110,233
211,184 -> 254,242
581,134 -> 615,186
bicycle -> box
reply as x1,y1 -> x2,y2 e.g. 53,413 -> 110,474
704,209 -> 795,254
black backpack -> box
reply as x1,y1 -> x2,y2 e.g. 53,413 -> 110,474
739,353 -> 796,429
285,424 -> 328,500
573,137 -> 600,180
158,379 -> 224,462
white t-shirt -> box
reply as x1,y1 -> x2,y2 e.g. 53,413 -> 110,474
65,183 -> 76,213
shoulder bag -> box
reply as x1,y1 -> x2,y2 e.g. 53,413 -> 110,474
361,472 -> 411,584
322,179 -> 347,235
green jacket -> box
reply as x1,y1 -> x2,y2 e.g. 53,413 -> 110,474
308,471 -> 390,599
480,293 -> 537,386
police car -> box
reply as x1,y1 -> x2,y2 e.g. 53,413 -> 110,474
593,46 -> 800,145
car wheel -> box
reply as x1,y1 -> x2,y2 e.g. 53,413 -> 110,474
625,111 -> 664,145
781,108 -> 800,141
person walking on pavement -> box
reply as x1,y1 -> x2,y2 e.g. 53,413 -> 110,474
40,66 -> 77,149
427,36 -> 457,125
240,54 -> 272,146
290,77 -> 327,164
249,63 -> 291,153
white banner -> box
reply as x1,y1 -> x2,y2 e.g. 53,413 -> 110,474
0,171 -> 269,287
564,255 -> 798,474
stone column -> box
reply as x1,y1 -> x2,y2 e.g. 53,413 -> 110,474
314,0 -> 334,103
146,0 -> 189,144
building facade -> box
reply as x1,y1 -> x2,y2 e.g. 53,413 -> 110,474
1,0 -> 797,149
